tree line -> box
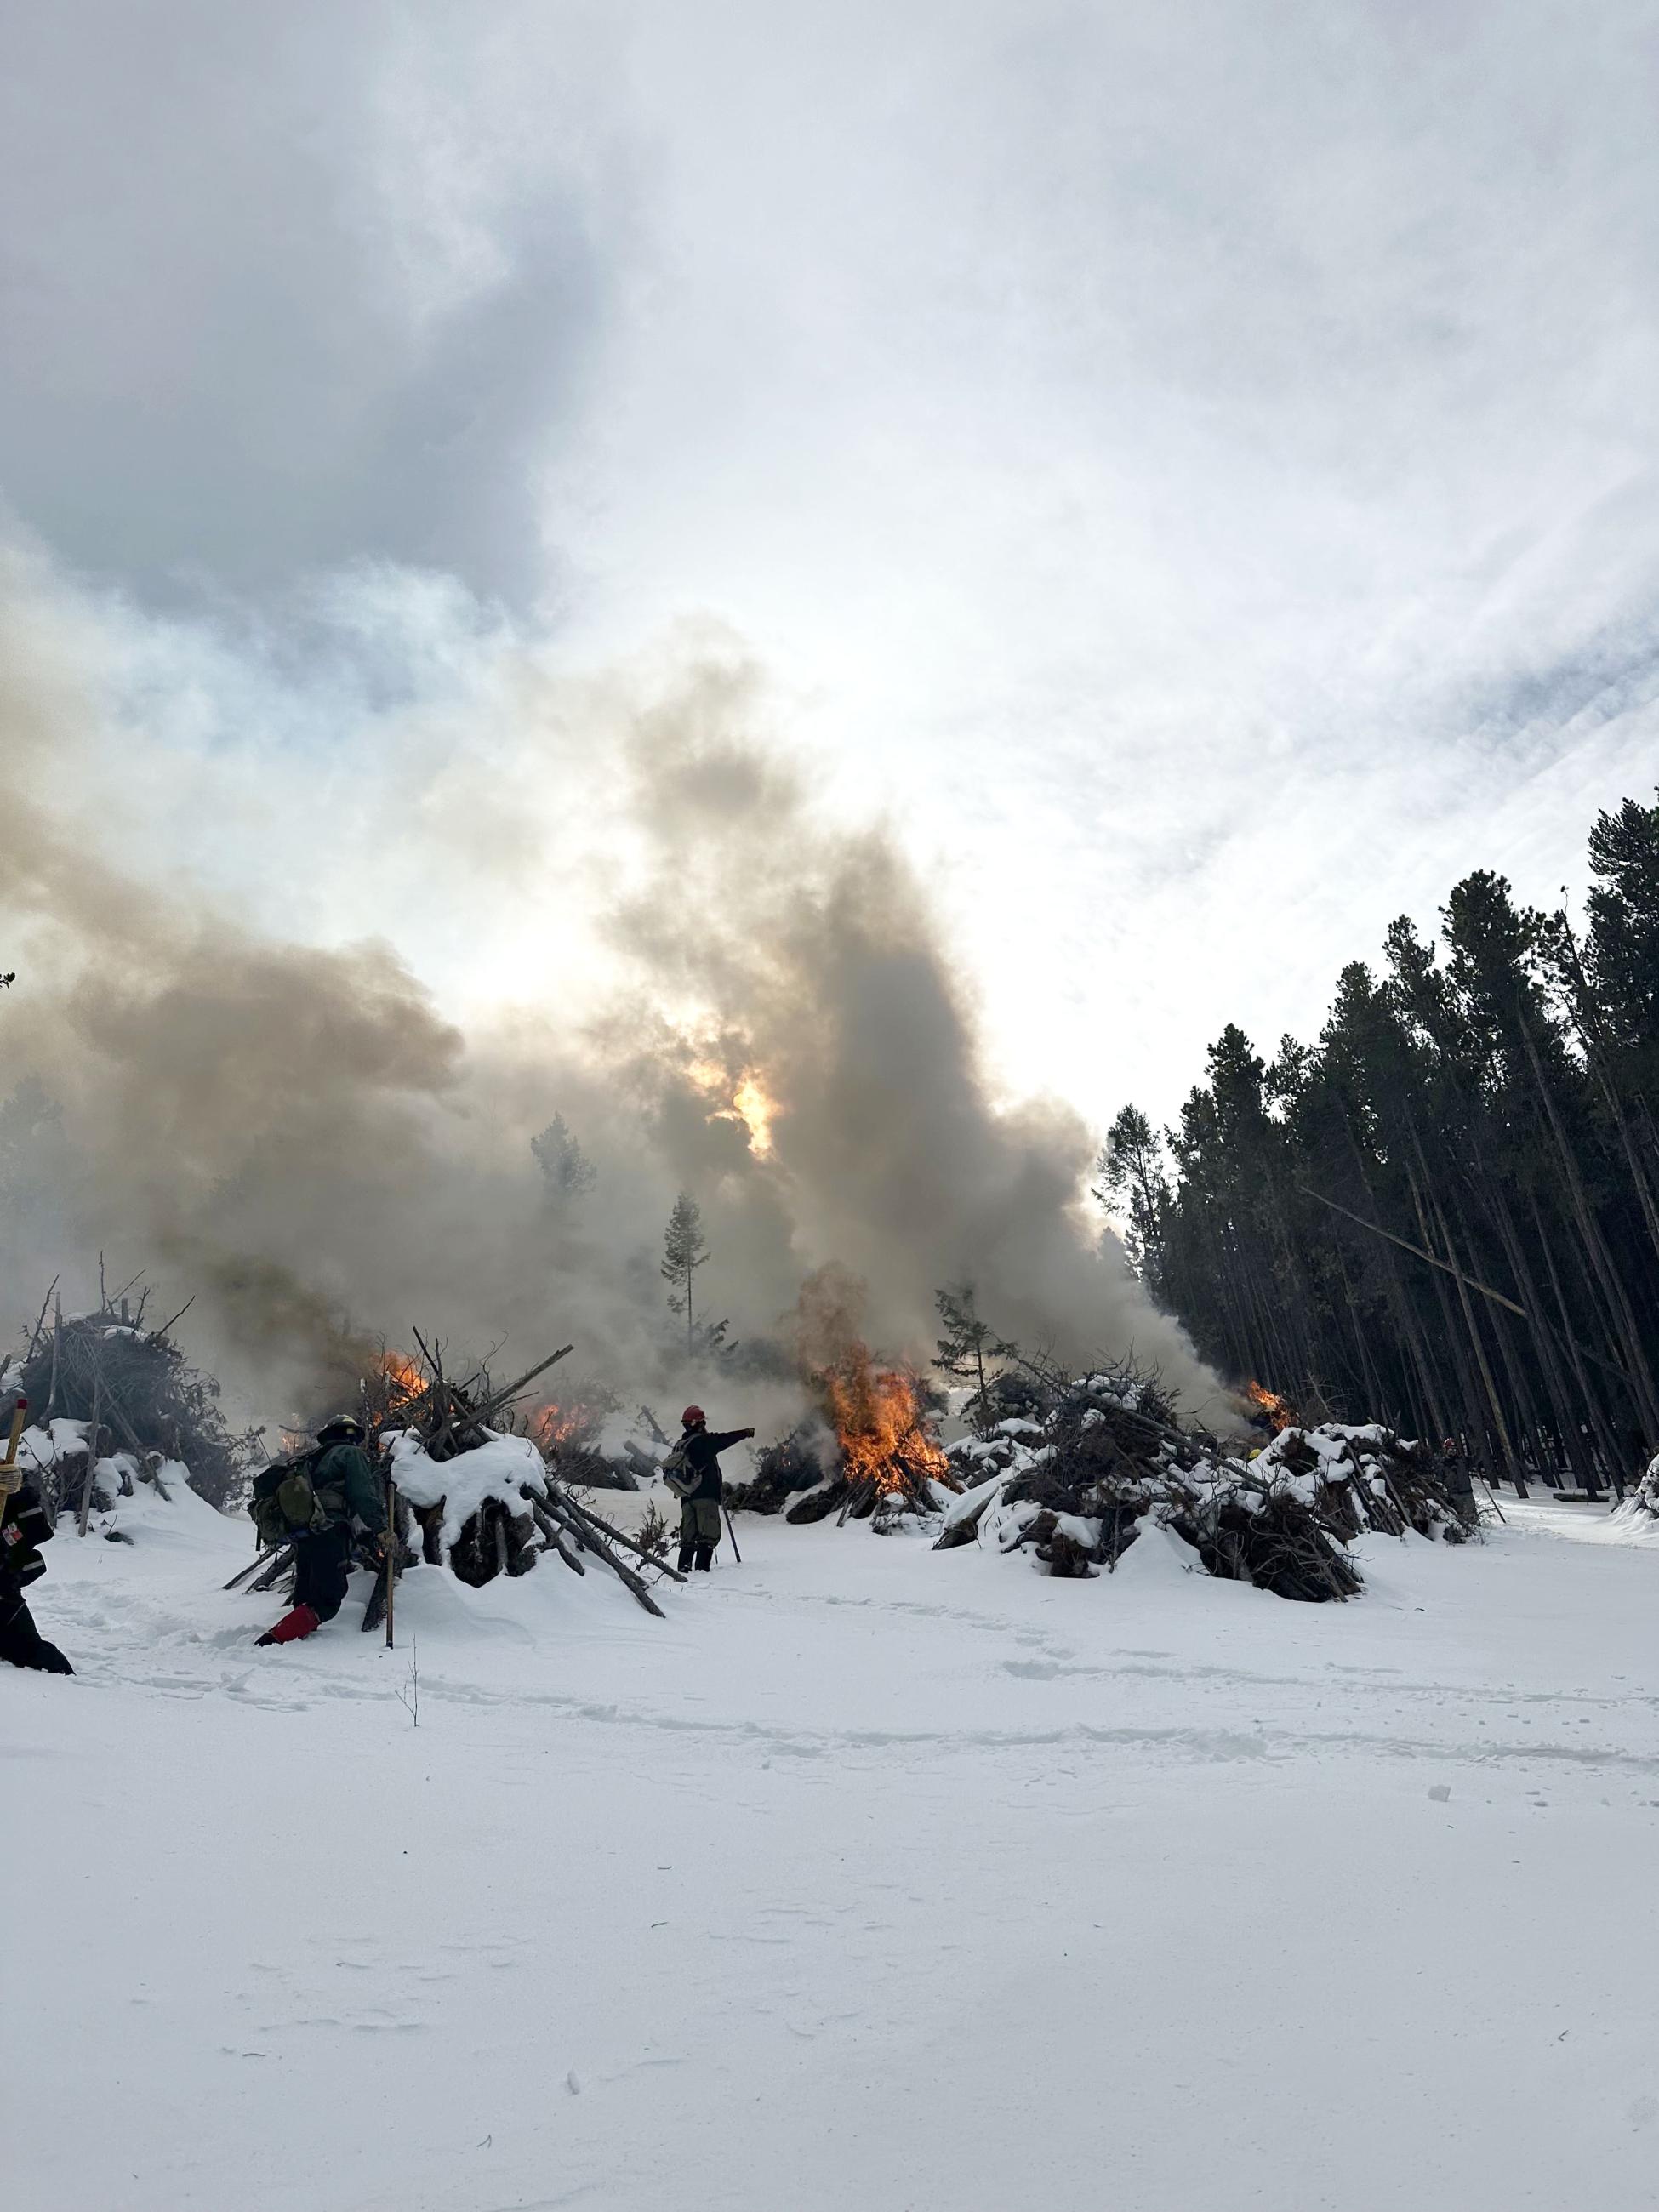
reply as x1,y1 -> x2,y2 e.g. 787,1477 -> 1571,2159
1100,791 -> 1659,1499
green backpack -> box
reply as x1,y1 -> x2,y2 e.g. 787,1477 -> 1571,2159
660,1439 -> 697,1498
249,1451 -> 326,1548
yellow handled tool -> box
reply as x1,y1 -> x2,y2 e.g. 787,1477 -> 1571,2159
0,1394 -> 29,1497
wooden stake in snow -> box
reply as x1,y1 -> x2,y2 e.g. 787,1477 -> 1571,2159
77,1364 -> 103,1537
47,1293 -> 61,1420
385,1472 -> 396,1650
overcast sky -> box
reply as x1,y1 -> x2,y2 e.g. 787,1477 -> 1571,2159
5,0 -> 1658,1128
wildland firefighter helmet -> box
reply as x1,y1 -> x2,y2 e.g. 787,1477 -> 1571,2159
680,1405 -> 706,1429
316,1413 -> 366,1445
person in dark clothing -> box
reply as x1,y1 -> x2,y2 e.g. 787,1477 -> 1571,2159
257,1413 -> 386,1647
1,1479 -> 75,1675
670,1405 -> 754,1573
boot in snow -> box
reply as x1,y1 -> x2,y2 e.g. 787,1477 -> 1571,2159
693,1542 -> 715,1572
676,1544 -> 696,1575
256,1602 -> 322,1647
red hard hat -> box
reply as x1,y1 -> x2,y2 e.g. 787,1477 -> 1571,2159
681,1405 -> 706,1428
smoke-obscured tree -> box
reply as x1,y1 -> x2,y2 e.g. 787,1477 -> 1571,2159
1135,787 -> 1659,1502
933,1284 -> 1015,1430
0,1077 -> 69,1235
531,1113 -> 597,1202
689,1313 -> 743,1371
661,1191 -> 710,1358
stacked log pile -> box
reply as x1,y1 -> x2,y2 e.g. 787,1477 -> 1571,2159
934,1366 -> 1474,1600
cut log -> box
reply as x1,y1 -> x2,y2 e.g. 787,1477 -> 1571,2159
224,1544 -> 288,1593
531,1501 -> 587,1574
247,1546 -> 297,1595
541,1493 -> 665,1617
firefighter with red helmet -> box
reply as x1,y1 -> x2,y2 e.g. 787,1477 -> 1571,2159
664,1405 -> 753,1573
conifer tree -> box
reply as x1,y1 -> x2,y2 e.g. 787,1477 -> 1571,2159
1093,1105 -> 1172,1286
661,1192 -> 710,1358
531,1114 -> 598,1201
933,1285 -> 1015,1430
1128,789 -> 1659,1500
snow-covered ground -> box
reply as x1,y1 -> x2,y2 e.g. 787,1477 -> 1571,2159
7,1490 -> 1658,2212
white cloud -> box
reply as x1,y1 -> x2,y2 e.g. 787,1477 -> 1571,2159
3,0 -> 1657,1131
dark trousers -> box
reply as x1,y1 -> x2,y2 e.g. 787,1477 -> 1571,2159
0,1588 -> 74,1674
292,1526 -> 352,1623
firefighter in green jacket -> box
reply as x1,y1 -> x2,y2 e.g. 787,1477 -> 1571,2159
255,1414 -> 386,1647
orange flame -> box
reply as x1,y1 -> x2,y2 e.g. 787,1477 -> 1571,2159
380,1353 -> 425,1400
814,1340 -> 952,1497
686,1058 -> 779,1158
1244,1380 -> 1297,1433
527,1400 -> 590,1451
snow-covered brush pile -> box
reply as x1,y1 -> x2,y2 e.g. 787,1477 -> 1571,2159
935,1370 -> 1474,1601
1611,1451 -> 1659,1537
1254,1422 -> 1474,1545
1,1408 -> 188,1541
387,1428 -> 551,1586
6,1286 -> 259,1514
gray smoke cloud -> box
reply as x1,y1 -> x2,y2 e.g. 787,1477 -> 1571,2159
0,549 -> 1223,1441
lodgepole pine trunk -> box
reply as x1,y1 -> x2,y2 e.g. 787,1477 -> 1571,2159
1527,1189 -> 1624,1493
1429,1182 -> 1524,1495
1404,1156 -> 1509,1491
1486,1187 -> 1600,1494
1516,1008 -> 1659,1442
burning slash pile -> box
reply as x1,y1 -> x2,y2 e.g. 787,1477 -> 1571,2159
1242,1379 -> 1298,1433
3,1281 -> 259,1525
936,1366 -> 1474,1600
727,1339 -> 959,1531
356,1337 -> 676,1616
528,1392 -> 663,1492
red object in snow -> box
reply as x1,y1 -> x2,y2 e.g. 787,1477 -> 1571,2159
257,1603 -> 321,1647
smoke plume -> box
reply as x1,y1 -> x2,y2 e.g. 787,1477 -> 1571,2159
0,546 -> 1223,1438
